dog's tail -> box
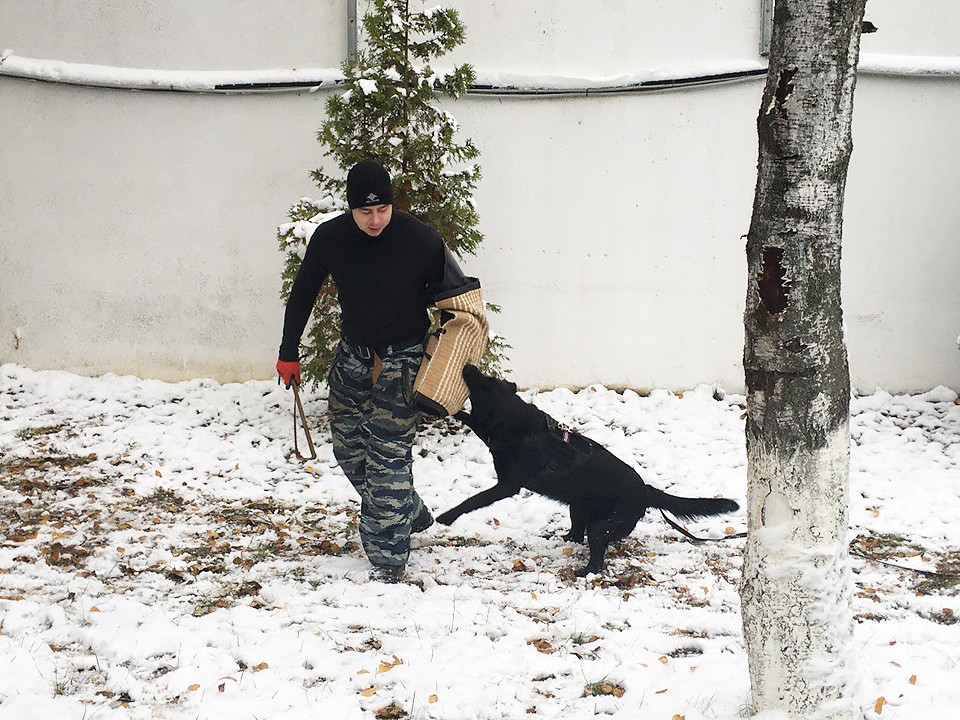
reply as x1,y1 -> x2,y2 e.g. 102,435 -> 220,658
647,487 -> 739,520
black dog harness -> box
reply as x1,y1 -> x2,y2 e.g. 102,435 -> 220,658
523,416 -> 594,482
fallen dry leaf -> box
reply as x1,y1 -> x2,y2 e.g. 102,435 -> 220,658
373,703 -> 408,719
528,638 -> 554,654
252,662 -> 269,672
874,696 -> 887,714
562,547 -> 574,556
512,558 -> 529,572
909,675 -> 917,685
428,694 -> 438,704
187,684 -> 200,692
360,686 -> 377,697
5,529 -> 39,542
673,715 -> 686,720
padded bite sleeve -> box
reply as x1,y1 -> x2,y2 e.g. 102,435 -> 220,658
413,276 -> 489,416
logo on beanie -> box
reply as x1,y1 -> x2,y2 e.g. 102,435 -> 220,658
365,193 -> 380,203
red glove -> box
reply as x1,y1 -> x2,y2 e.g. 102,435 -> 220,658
276,360 -> 301,389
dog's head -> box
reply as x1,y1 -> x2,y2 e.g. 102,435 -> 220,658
462,364 -> 540,435
463,363 -> 516,396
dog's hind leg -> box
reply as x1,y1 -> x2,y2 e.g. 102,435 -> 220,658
578,530 -> 611,576
563,501 -> 588,544
435,483 -> 519,525
577,512 -> 639,576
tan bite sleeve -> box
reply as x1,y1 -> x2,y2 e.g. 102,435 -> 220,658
413,285 -> 489,416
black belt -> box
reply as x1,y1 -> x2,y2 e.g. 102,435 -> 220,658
343,335 -> 424,360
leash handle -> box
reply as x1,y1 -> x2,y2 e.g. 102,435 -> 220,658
291,380 -> 317,461
660,509 -> 746,543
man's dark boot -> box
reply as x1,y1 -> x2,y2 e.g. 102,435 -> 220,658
411,504 -> 434,534
368,564 -> 405,584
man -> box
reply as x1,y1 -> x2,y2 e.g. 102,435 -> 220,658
276,159 -> 451,584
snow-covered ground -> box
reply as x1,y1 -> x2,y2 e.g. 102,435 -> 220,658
1,364 -> 958,720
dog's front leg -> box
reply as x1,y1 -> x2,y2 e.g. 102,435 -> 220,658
453,411 -> 491,444
436,483 -> 519,525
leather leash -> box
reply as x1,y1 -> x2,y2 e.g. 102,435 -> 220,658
291,380 -> 317,461
660,509 -> 747,542
661,511 -> 960,581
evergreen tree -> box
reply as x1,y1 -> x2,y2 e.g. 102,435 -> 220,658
277,0 -> 507,385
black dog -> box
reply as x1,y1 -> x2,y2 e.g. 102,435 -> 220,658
436,365 -> 739,576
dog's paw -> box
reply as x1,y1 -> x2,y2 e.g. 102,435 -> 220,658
562,532 -> 585,544
575,564 -> 603,578
435,512 -> 456,526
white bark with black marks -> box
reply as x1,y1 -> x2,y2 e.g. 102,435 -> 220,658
740,1 -> 867,718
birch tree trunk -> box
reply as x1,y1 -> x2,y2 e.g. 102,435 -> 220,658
740,2 -> 866,718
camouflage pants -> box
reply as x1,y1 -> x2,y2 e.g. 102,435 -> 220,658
327,338 -> 426,568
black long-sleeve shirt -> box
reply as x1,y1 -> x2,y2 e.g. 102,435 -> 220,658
278,211 -> 445,361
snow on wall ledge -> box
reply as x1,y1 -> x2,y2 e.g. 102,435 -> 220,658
2,51 -> 960,94
0,50 -> 345,91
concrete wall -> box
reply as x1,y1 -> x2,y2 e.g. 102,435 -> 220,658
2,1 -> 958,392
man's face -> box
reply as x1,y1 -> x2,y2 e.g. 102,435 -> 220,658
352,204 -> 393,237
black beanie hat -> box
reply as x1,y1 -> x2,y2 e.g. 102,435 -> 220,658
347,160 -> 394,209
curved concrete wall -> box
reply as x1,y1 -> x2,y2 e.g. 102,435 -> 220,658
1,1 -> 958,392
